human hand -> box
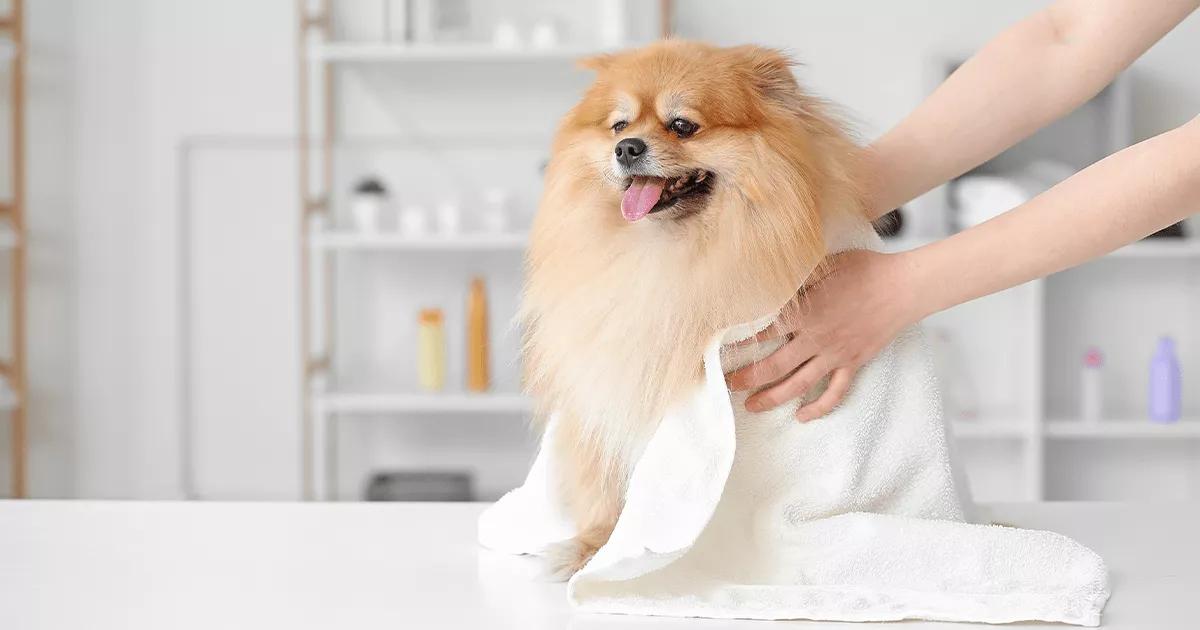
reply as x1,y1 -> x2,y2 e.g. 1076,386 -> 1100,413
726,249 -> 924,421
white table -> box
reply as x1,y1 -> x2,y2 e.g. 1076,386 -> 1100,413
0,501 -> 1194,629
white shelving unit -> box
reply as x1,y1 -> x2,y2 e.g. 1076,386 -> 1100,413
310,231 -> 527,252
314,42 -> 617,64
315,391 -> 532,415
297,1 -> 672,501
885,236 -> 1200,260
1045,420 -> 1200,439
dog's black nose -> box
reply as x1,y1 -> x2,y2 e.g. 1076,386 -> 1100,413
614,138 -> 647,168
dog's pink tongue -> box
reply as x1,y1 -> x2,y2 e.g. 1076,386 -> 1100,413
621,177 -> 665,222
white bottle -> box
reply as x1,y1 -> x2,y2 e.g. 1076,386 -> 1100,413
1081,347 -> 1103,424
480,188 -> 511,234
597,0 -> 626,47
434,199 -> 461,235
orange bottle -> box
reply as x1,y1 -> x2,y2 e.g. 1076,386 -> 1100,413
466,277 -> 490,392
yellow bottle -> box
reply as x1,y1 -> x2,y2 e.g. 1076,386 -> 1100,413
466,277 -> 490,392
417,308 -> 446,392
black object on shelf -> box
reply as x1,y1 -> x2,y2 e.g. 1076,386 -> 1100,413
873,207 -> 905,238
365,470 -> 473,501
1143,221 -> 1187,239
354,177 -> 387,196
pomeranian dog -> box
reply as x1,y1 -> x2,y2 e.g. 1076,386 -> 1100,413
521,40 -> 864,578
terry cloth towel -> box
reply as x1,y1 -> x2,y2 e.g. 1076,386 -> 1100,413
480,319 -> 1109,626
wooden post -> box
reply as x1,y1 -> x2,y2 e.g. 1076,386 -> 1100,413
7,0 -> 26,498
297,0 -> 332,500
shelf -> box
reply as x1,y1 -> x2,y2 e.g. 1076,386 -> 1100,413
950,420 -> 1032,439
883,236 -> 1200,259
1044,419 -> 1200,439
1104,239 -> 1200,259
311,231 -> 528,252
313,43 -> 616,64
315,391 -> 532,414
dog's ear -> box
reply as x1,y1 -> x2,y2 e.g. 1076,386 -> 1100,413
577,53 -> 615,73
727,45 -> 800,104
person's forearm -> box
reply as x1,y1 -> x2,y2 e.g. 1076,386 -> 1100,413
863,0 -> 1199,218
903,117 -> 1200,320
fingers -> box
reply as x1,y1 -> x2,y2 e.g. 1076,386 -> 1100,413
743,357 -> 828,413
795,367 -> 854,422
735,294 -> 806,345
726,334 -> 818,391
733,321 -> 786,346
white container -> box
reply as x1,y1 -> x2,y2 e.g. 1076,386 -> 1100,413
337,0 -> 388,42
492,20 -> 521,50
350,178 -> 389,232
530,19 -> 560,50
1081,347 -> 1103,424
411,0 -> 470,43
597,0 -> 626,47
399,205 -> 429,235
434,200 -> 461,235
480,188 -> 511,234
384,0 -> 409,43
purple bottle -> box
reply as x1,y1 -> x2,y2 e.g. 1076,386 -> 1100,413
1149,337 -> 1182,423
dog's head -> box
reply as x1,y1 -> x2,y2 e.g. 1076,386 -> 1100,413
523,40 -> 863,443
535,41 -> 859,320
573,41 -> 818,224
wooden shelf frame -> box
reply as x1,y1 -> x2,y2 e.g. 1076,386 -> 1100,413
2,0 -> 26,499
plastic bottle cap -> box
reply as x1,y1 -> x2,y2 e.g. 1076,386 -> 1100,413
1083,347 -> 1103,368
419,309 -> 443,324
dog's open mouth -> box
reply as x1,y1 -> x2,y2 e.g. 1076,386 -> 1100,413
620,171 -> 714,222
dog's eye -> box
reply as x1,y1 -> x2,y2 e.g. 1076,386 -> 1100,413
668,118 -> 698,138
611,120 -> 628,134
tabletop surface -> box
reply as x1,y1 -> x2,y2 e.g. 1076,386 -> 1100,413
0,500 -> 1195,630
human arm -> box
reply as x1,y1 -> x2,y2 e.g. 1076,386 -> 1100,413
729,115 -> 1200,419
726,0 -> 1200,418
863,0 -> 1200,218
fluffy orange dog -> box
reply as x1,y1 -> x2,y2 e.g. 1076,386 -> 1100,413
521,40 -> 863,578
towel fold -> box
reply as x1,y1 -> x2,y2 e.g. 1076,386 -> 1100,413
480,313 -> 1108,626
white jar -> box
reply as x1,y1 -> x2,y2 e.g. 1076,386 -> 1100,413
492,20 -> 521,50
530,19 -> 560,49
435,200 -> 462,235
399,205 -> 429,236
480,188 -> 511,234
597,0 -> 626,47
351,178 -> 388,232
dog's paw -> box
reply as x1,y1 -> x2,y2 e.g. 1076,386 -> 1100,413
541,537 -> 599,582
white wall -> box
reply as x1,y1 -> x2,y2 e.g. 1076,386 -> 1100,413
70,0 -> 296,498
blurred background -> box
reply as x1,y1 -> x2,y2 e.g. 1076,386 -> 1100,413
1,0 -> 1197,503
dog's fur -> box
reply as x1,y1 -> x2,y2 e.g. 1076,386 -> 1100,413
521,40 -> 863,578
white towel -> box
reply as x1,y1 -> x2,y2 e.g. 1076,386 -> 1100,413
480,311 -> 1109,626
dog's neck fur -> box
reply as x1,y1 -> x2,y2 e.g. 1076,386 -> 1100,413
523,191 -> 863,477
